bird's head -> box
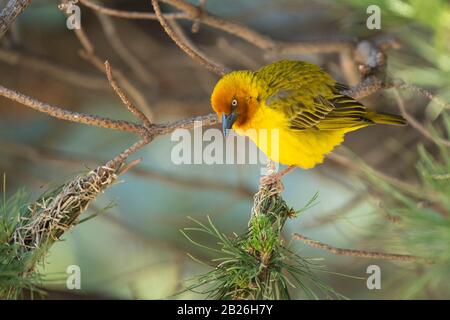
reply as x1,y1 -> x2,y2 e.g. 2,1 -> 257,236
211,71 -> 258,136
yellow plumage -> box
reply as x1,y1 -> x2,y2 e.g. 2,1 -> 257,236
211,60 -> 406,169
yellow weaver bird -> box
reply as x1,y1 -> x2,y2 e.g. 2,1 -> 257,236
211,60 -> 406,172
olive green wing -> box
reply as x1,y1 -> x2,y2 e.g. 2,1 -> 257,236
257,61 -> 373,130
265,85 -> 373,130
256,60 -> 336,95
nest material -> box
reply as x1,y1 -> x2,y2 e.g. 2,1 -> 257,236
251,161 -> 295,227
10,165 -> 118,254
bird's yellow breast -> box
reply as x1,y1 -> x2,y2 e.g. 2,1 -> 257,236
233,103 -> 347,169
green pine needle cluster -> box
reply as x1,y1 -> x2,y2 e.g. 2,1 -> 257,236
1,166 -> 117,299
0,182 -> 74,299
181,191 -> 343,300
0,186 -> 42,299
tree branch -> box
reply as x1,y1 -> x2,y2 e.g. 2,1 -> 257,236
0,82 -> 218,159
0,84 -> 145,135
151,0 -> 228,76
104,61 -> 152,128
0,47 -> 108,91
58,0 -> 154,121
79,0 -> 188,20
0,0 -> 32,38
393,89 -> 450,147
96,13 -> 158,88
293,233 -> 426,263
159,0 -> 357,54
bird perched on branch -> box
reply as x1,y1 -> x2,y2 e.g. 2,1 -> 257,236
211,60 -> 406,174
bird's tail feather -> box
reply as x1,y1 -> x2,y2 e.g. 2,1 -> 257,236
368,111 -> 407,126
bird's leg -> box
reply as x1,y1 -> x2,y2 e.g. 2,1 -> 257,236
259,165 -> 296,186
274,165 -> 297,179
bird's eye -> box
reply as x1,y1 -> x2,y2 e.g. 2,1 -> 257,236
231,98 -> 238,108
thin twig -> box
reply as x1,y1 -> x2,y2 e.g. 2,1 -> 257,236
114,157 -> 143,175
154,112 -> 217,135
79,0 -> 188,20
59,0 -> 95,54
107,139 -> 151,168
81,0 -> 356,56
326,152 -> 440,202
160,0 -> 356,54
396,82 -> 450,110
341,76 -> 389,100
301,194 -> 365,228
79,0 -> 408,100
166,18 -> 226,73
151,0 -> 228,76
58,0 -> 154,120
96,13 -> 157,87
0,0 -> 32,38
80,0 -> 410,104
190,0 -> 206,33
78,49 -> 154,121
104,61 -> 152,128
0,47 -> 107,91
293,233 -> 425,263
393,89 -> 450,147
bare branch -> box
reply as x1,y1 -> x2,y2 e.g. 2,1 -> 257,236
154,112 -> 217,135
190,0 -> 206,33
0,0 -> 32,38
80,49 -> 155,121
104,61 -> 152,128
159,0 -> 357,54
80,0 -> 356,56
300,194 -> 365,228
58,1 -> 154,120
116,157 -> 143,176
79,0 -> 188,20
0,84 -> 144,135
293,233 -> 426,263
107,139 -> 150,168
59,0 -> 95,54
157,0 -> 276,51
166,17 -> 227,74
151,0 -> 229,76
96,13 -> 157,87
341,76 -> 389,100
326,151 -> 440,202
395,81 -> 450,110
393,89 -> 450,147
0,82 -> 218,164
0,47 -> 107,91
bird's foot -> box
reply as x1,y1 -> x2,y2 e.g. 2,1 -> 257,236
259,165 -> 296,187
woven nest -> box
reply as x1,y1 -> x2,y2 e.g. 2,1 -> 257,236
10,165 -> 118,254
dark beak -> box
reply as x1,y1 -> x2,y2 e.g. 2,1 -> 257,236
222,112 -> 237,137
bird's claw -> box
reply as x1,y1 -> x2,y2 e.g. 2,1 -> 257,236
259,165 -> 296,187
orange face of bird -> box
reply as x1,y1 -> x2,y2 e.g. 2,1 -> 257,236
210,71 -> 256,136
